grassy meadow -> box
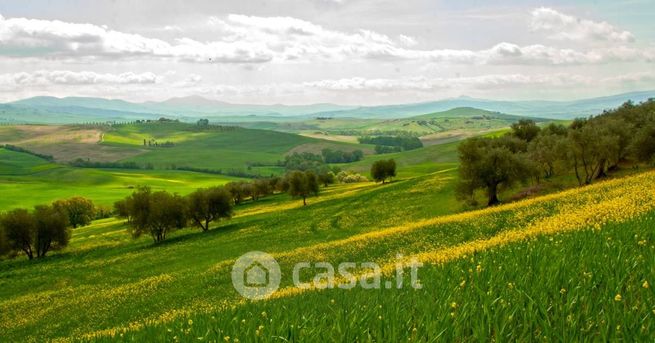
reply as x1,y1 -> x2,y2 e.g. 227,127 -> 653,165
1,114 -> 654,342
0,148 -> 242,210
1,150 -> 654,341
0,123 -> 374,175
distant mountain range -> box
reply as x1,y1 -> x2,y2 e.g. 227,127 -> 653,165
314,91 -> 655,120
0,91 -> 652,124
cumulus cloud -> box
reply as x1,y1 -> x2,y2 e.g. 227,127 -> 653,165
174,74 -> 600,100
398,34 -> 418,47
0,14 -> 273,63
2,71 -> 653,104
210,14 -> 651,65
0,13 -> 648,66
295,74 -> 591,93
0,70 -> 159,85
530,7 -> 635,43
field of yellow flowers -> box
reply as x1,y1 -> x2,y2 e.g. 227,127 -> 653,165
111,212 -> 655,342
2,168 -> 655,342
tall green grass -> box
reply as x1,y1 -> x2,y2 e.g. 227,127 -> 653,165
0,168 -> 460,341
95,212 -> 655,342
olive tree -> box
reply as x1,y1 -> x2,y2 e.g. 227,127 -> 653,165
186,187 -> 233,231
318,170 -> 336,187
116,187 -> 187,243
0,209 -> 37,259
457,136 -> 533,206
287,170 -> 320,205
567,122 -> 619,184
53,197 -> 95,228
511,119 -> 541,142
33,205 -> 71,258
631,123 -> 655,163
528,132 -> 567,179
0,206 -> 70,259
371,159 -> 396,184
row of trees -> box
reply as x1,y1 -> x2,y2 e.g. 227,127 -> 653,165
359,136 -> 424,151
225,170 -> 328,206
457,100 -> 655,206
374,145 -> 401,154
70,158 -> 144,170
284,152 -> 324,171
321,148 -> 364,163
284,149 -> 363,171
114,186 -> 233,243
0,197 -> 95,259
142,139 -> 175,147
3,144 -> 54,161
3,158 -> 393,256
114,169 -> 330,244
225,179 -> 279,204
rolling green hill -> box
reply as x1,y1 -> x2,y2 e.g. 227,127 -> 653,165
106,123 -> 370,173
0,123 -> 373,175
0,148 -> 244,210
222,107 -> 537,140
358,107 -> 538,136
1,102 -> 654,342
1,160 -> 654,341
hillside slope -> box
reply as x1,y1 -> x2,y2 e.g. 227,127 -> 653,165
0,123 -> 370,174
1,167 -> 654,341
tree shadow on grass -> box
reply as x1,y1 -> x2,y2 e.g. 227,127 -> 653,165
145,219 -> 264,249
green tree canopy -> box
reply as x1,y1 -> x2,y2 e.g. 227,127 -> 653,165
528,131 -> 568,179
457,136 -> 534,206
0,209 -> 37,259
116,186 -> 187,243
53,197 -> 95,228
511,119 -> 541,142
371,159 -> 397,184
287,170 -> 320,205
33,205 -> 71,258
186,187 -> 233,232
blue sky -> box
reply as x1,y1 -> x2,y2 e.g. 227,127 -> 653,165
0,0 -> 653,104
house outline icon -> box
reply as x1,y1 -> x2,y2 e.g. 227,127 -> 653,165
244,261 -> 270,287
232,251 -> 281,300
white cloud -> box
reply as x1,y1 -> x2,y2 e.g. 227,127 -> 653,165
163,25 -> 183,32
398,34 -> 418,47
211,14 -> 651,65
0,70 -> 159,85
603,71 -> 655,84
0,13 -> 649,66
0,14 -> 273,63
295,74 -> 590,92
2,71 -> 653,105
530,7 -> 635,43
